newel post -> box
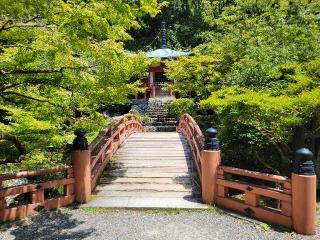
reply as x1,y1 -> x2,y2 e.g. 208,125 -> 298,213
292,148 -> 317,235
71,129 -> 91,203
201,128 -> 221,204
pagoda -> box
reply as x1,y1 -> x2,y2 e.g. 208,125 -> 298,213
135,22 -> 190,99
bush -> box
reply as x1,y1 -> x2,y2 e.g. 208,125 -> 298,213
167,98 -> 195,118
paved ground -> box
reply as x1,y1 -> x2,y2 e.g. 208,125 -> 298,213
0,206 -> 319,240
85,132 -> 205,209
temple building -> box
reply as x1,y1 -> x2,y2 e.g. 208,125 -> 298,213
135,22 -> 190,99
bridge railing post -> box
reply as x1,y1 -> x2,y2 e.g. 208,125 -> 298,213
201,128 -> 221,204
71,129 -> 91,203
292,148 -> 317,235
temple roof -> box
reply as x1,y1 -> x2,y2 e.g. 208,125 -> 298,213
146,48 -> 191,58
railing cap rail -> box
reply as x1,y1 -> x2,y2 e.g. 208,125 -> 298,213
0,165 -> 72,181
179,113 -> 204,138
219,166 -> 291,184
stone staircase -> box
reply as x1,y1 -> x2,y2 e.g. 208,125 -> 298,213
144,97 -> 177,132
131,97 -> 177,132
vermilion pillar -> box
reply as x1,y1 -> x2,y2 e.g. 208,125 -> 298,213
292,148 -> 317,235
201,150 -> 221,204
71,129 -> 91,203
201,128 -> 220,204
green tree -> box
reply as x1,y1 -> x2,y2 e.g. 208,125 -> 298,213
166,0 -> 320,174
0,0 -> 161,172
126,0 -> 207,51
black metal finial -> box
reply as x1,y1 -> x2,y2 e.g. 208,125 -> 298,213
204,128 -> 219,150
160,21 -> 167,49
72,128 -> 88,150
293,148 -> 315,175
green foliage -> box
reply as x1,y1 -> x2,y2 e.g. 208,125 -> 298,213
129,108 -> 142,118
167,98 -> 195,118
258,223 -> 272,232
166,0 -> 320,174
126,0 -> 207,51
0,0 -> 161,172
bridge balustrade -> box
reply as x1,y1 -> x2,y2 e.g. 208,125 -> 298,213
177,113 -> 316,235
0,166 -> 74,222
0,113 -> 145,222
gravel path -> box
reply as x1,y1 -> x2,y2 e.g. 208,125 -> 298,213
0,207 -> 319,240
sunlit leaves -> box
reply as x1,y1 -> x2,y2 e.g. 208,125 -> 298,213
0,0 -> 159,171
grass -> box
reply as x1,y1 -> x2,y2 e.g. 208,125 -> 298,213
81,207 -> 117,214
80,205 -> 229,216
147,208 -> 181,215
207,205 -> 225,215
258,223 -> 272,232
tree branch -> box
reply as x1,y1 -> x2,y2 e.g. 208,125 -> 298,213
0,15 -> 41,32
0,69 -> 62,75
2,91 -> 61,107
0,79 -> 73,92
0,66 -> 95,75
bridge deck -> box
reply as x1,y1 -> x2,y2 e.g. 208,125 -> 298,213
83,132 -> 207,209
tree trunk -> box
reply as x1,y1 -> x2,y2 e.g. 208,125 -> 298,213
0,134 -> 26,164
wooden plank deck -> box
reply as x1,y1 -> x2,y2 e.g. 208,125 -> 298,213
82,132 -> 207,209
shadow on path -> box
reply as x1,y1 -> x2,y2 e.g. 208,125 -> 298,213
6,209 -> 94,240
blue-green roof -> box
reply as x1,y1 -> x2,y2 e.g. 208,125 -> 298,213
146,48 -> 190,58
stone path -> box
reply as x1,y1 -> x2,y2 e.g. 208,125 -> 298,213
83,132 -> 206,209
1,208 -> 319,240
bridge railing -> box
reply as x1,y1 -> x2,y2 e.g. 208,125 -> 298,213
177,114 -> 316,235
89,114 -> 145,189
0,166 -> 74,222
177,114 -> 204,180
0,113 -> 145,222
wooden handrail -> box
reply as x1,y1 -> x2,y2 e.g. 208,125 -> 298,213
90,114 -> 145,189
177,114 -> 204,179
0,166 -> 72,181
0,113 -> 145,222
218,166 -> 291,185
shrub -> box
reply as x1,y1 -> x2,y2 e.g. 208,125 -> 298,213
167,98 -> 195,118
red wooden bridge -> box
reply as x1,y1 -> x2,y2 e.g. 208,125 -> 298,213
0,114 -> 317,235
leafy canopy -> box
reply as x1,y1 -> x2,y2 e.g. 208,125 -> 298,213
0,0 -> 161,172
166,0 -> 320,173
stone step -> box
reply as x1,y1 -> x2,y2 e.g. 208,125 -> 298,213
146,114 -> 170,118
108,168 -> 192,174
147,126 -> 177,132
112,156 -> 191,164
109,164 -> 192,169
114,154 -> 192,158
92,191 -> 198,198
105,172 -> 196,178
82,197 -> 207,209
146,110 -> 169,113
119,144 -> 187,148
96,183 -> 193,192
99,177 -> 193,185
148,117 -> 176,121
145,121 -> 177,126
116,150 -> 190,154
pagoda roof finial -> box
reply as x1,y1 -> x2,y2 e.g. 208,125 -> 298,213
160,21 -> 167,49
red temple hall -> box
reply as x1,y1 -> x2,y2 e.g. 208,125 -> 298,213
135,22 -> 190,99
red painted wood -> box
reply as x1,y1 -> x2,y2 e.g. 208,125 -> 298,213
0,178 -> 75,197
219,166 -> 291,185
0,195 -> 75,222
0,166 -> 71,181
216,197 -> 292,228
149,66 -> 164,72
